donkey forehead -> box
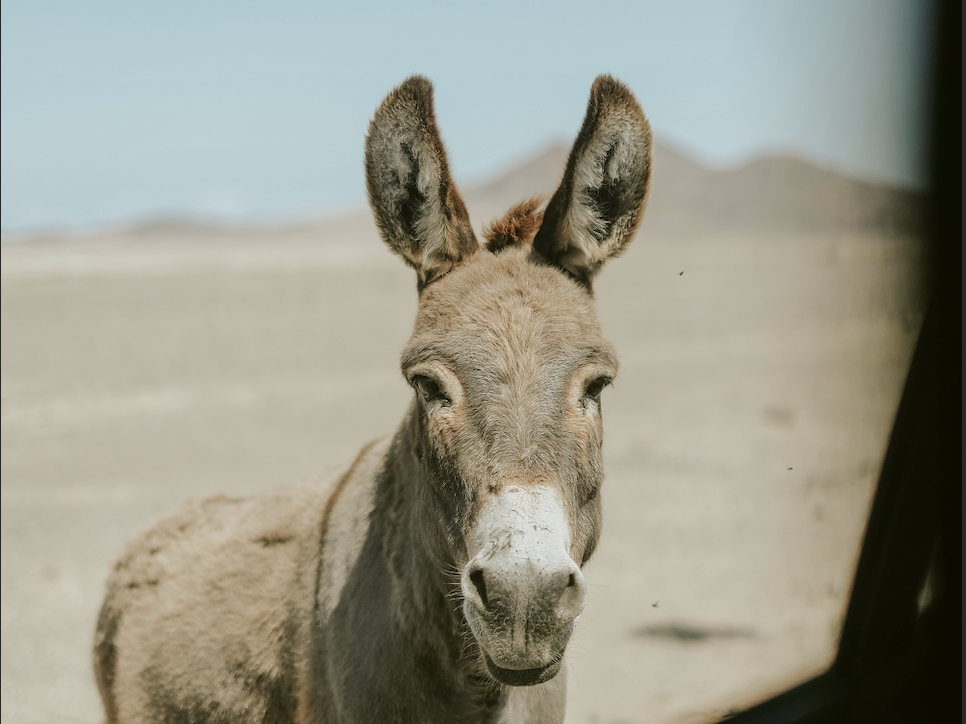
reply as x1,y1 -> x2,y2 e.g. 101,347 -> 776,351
403,247 -> 618,376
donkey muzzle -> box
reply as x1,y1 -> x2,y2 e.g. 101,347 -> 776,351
461,484 -> 587,686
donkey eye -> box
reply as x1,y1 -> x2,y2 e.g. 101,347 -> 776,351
412,375 -> 449,404
583,376 -> 611,402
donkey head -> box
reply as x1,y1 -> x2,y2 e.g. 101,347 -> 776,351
365,76 -> 651,686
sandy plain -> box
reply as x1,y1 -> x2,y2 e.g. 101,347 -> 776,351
0,144 -> 925,723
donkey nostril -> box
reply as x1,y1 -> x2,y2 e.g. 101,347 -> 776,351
567,573 -> 577,588
469,568 -> 488,608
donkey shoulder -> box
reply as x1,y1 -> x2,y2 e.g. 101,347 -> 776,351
94,439 -> 389,723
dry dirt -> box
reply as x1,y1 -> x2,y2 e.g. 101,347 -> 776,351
0,155 -> 925,723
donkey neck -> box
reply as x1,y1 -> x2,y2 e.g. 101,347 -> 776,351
372,403 -> 505,717
382,415 -> 465,652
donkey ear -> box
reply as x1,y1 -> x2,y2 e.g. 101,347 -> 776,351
365,76 -> 478,286
532,75 -> 652,286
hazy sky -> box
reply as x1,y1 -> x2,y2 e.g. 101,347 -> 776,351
1,0 -> 935,232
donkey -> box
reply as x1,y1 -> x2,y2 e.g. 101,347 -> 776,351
93,74 -> 651,724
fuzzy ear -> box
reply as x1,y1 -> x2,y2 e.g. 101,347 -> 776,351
365,76 -> 478,286
532,75 -> 652,287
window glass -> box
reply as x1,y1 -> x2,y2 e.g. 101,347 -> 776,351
568,171 -> 926,721
0,2 -> 933,721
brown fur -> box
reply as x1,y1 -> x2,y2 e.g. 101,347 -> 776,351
483,197 -> 545,253
94,75 -> 651,724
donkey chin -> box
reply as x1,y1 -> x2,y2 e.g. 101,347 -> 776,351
460,483 -> 587,687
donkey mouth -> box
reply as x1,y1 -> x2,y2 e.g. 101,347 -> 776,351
482,652 -> 562,687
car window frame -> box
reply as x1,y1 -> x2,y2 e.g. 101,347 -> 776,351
712,2 -> 961,721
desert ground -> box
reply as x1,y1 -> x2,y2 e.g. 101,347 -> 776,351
0,144 -> 925,723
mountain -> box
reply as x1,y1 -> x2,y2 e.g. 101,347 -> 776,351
462,141 -> 925,238
2,142 -> 925,244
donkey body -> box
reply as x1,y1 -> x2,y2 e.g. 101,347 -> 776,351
94,75 -> 651,724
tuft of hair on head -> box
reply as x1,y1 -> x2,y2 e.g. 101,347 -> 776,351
483,197 -> 545,254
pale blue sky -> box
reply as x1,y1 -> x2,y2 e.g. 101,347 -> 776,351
1,0 -> 935,232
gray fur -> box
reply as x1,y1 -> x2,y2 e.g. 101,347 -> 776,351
533,75 -> 652,288
94,75 -> 651,724
364,75 -> 478,287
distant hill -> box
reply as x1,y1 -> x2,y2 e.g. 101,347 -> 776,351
2,141 -> 925,244
462,142 -> 925,237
